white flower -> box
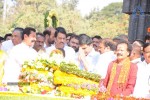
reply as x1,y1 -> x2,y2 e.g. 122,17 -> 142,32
45,67 -> 49,71
23,65 -> 27,68
48,72 -> 53,77
36,61 -> 44,69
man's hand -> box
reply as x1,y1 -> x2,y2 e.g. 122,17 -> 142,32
78,47 -> 85,61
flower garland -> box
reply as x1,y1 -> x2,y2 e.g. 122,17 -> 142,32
54,70 -> 99,96
107,57 -> 131,91
58,86 -> 96,96
44,9 -> 58,28
91,92 -> 149,100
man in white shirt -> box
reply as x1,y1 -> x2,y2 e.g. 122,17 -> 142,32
3,27 -> 38,83
1,27 -> 24,52
46,27 -> 75,62
133,43 -> 150,99
94,39 -> 116,78
77,34 -> 100,72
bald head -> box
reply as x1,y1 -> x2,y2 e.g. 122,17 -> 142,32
130,45 -> 141,61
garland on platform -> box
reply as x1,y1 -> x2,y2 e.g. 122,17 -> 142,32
54,70 -> 99,97
60,62 -> 101,82
1,49 -> 101,98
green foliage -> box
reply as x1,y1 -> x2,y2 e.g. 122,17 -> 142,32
86,2 -> 129,38
0,1 -> 129,39
0,0 -> 3,18
52,16 -> 57,28
44,11 -> 49,28
101,2 -> 123,17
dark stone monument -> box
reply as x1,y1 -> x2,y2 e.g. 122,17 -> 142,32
122,0 -> 150,43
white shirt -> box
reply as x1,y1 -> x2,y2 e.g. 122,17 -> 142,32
133,60 -> 150,99
78,48 -> 100,72
131,58 -> 142,64
3,42 -> 38,82
46,45 -> 76,62
1,40 -> 14,53
94,51 -> 116,78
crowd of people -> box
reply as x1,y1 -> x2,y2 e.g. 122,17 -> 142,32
0,26 -> 150,98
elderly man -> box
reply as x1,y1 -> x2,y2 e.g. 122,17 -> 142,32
133,43 -> 150,99
101,41 -> 138,96
130,45 -> 142,64
3,27 -> 38,83
1,27 -> 24,52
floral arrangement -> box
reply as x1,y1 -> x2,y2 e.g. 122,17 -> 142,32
91,92 -> 150,100
18,52 -> 101,98
54,70 -> 99,97
19,57 -> 57,94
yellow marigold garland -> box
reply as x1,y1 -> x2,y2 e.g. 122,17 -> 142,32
107,57 -> 131,91
54,70 -> 98,85
58,86 -> 96,96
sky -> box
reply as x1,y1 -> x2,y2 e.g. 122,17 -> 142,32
77,0 -> 123,16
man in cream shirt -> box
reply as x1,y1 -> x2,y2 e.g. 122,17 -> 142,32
94,39 -> 116,79
3,27 -> 38,83
133,43 -> 150,99
46,27 -> 75,62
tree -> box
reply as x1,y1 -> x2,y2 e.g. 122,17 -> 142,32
86,2 -> 129,38
0,0 -> 3,18
0,1 -> 128,39
6,0 -> 58,32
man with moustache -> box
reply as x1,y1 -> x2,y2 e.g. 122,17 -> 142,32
3,27 -> 38,83
100,41 -> 138,96
46,27 -> 75,62
92,35 -> 102,52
